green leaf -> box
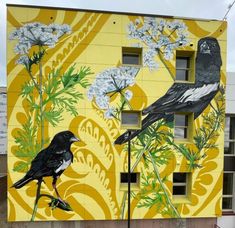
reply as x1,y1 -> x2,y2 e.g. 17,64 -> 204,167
43,109 -> 63,127
61,65 -> 92,89
13,161 -> 29,173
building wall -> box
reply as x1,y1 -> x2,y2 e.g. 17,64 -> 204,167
0,87 -> 7,154
7,5 -> 227,222
217,72 -> 235,228
226,72 -> 235,114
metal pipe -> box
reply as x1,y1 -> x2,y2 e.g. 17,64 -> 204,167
128,130 -> 131,228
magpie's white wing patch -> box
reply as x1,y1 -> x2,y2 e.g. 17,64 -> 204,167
56,150 -> 66,154
55,159 -> 71,173
178,83 -> 219,103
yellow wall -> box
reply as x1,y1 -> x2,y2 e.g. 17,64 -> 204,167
7,6 -> 227,221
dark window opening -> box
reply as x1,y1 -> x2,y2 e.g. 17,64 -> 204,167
121,111 -> 141,130
173,186 -> 186,195
173,172 -> 188,196
174,114 -> 188,139
122,47 -> 142,65
123,53 -> 140,65
224,116 -> 235,155
223,197 -> 233,210
176,57 -> 190,81
222,172 -> 234,211
120,172 -> 138,184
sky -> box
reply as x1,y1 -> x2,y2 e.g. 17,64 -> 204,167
0,0 -> 234,86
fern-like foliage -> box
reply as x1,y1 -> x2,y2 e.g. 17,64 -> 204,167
128,92 -> 225,216
13,65 -> 92,172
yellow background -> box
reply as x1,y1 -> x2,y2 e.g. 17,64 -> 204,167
7,6 -> 227,221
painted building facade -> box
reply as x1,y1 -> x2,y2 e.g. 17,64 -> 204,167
7,5 -> 227,222
0,87 -> 7,155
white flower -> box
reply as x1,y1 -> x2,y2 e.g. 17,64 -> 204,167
87,66 -> 139,110
104,107 -> 115,119
143,49 -> 159,70
16,55 -> 30,65
9,22 -> 72,54
124,90 -> 133,100
127,18 -> 189,72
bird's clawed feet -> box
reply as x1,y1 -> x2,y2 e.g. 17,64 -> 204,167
48,197 -> 72,211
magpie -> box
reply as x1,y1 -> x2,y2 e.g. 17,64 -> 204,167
114,37 -> 222,144
12,131 -> 79,201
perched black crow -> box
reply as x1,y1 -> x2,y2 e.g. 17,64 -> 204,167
12,131 -> 79,200
114,37 -> 222,144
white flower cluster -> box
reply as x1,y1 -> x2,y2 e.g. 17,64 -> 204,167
9,22 -> 71,55
128,17 -> 189,70
87,66 -> 139,118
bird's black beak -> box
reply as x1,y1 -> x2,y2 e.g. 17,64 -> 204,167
70,136 -> 80,142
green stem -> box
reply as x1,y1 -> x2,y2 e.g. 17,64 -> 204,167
42,87 -> 67,106
120,91 -> 132,110
147,150 -> 181,218
120,137 -> 152,219
31,179 -> 43,221
28,70 -> 40,92
39,45 -> 44,149
121,192 -> 127,219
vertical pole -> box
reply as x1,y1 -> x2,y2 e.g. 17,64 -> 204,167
128,130 -> 131,228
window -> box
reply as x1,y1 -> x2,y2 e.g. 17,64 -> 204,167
173,173 -> 187,196
176,57 -> 190,81
120,172 -> 140,190
224,116 -> 235,155
121,110 -> 142,130
174,114 -> 188,139
223,116 -> 235,212
173,172 -> 192,202
175,51 -> 195,82
122,47 -> 142,65
222,172 -> 234,211
120,172 -> 139,184
174,113 -> 193,141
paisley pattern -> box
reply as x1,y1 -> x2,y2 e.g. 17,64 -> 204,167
7,6 -> 226,221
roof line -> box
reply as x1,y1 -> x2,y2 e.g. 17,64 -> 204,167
6,3 -> 222,22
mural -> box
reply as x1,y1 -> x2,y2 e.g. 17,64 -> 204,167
12,131 -> 79,220
115,37 -> 222,144
7,6 -> 226,222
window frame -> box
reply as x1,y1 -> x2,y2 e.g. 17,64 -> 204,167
222,171 -> 235,212
120,110 -> 142,130
223,115 -> 235,213
120,172 -> 140,191
224,116 -> 235,156
175,50 -> 195,83
174,113 -> 194,142
172,172 -> 192,203
122,47 -> 142,66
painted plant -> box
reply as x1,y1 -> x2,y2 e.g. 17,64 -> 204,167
88,17 -> 225,218
7,8 -> 226,221
88,17 -> 189,120
128,17 -> 189,75
115,29 -> 224,216
9,22 -> 92,220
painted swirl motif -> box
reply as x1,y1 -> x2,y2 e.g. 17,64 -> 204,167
7,6 -> 226,221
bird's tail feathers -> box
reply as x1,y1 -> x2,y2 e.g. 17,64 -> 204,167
11,175 -> 33,189
114,113 -> 173,145
114,130 -> 142,145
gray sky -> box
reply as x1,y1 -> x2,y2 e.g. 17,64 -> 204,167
0,0 -> 234,86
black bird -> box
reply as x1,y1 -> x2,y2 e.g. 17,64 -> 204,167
12,131 -> 79,201
115,37 -> 222,144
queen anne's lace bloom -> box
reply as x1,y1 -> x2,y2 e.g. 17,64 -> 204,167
9,22 -> 71,55
127,17 -> 189,71
87,66 -> 139,115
